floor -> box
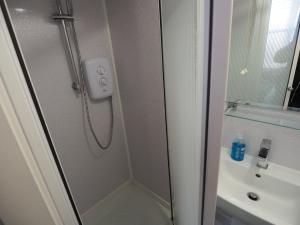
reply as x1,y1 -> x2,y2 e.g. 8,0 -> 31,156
215,207 -> 248,225
81,182 -> 172,225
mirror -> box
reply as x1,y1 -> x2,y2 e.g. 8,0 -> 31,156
226,0 -> 300,129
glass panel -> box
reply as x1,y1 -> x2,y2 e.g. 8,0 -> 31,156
225,104 -> 300,130
227,0 -> 300,108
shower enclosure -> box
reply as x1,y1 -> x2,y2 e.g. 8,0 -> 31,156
3,0 -> 173,224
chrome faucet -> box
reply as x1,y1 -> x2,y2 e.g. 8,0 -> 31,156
257,139 -> 271,169
226,99 -> 241,112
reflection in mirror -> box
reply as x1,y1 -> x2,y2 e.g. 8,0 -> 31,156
288,52 -> 300,110
227,0 -> 300,109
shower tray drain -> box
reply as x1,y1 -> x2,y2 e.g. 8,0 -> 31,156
247,192 -> 260,201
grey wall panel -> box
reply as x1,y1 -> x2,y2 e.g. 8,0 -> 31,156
106,0 -> 171,201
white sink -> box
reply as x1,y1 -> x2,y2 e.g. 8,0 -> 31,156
217,148 -> 300,225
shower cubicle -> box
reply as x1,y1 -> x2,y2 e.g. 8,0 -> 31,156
4,0 -> 172,224
0,0 -> 206,224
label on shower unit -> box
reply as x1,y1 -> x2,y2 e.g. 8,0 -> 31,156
83,57 -> 113,100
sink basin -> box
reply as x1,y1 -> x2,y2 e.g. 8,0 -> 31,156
217,148 -> 300,225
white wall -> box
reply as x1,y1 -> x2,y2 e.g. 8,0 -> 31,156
105,0 -> 171,201
6,0 -> 130,213
222,116 -> 300,171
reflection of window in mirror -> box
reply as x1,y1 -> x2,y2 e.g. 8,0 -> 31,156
227,0 -> 300,110
225,0 -> 300,130
288,53 -> 300,110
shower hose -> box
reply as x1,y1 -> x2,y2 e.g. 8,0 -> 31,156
54,0 -> 113,150
72,24 -> 113,151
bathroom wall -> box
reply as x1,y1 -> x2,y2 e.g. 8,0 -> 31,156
222,116 -> 300,171
7,0 -> 130,213
105,0 -> 171,201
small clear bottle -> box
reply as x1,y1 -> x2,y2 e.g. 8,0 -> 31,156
230,134 -> 246,161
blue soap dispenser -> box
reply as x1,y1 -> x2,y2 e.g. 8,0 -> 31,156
231,134 -> 246,161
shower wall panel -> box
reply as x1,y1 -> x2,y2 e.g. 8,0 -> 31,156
6,0 -> 130,213
106,0 -> 171,201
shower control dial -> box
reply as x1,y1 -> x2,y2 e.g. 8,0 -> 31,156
83,57 -> 113,100
99,77 -> 108,86
97,66 -> 106,75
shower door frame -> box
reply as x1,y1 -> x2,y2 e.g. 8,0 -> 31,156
201,0 -> 233,224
